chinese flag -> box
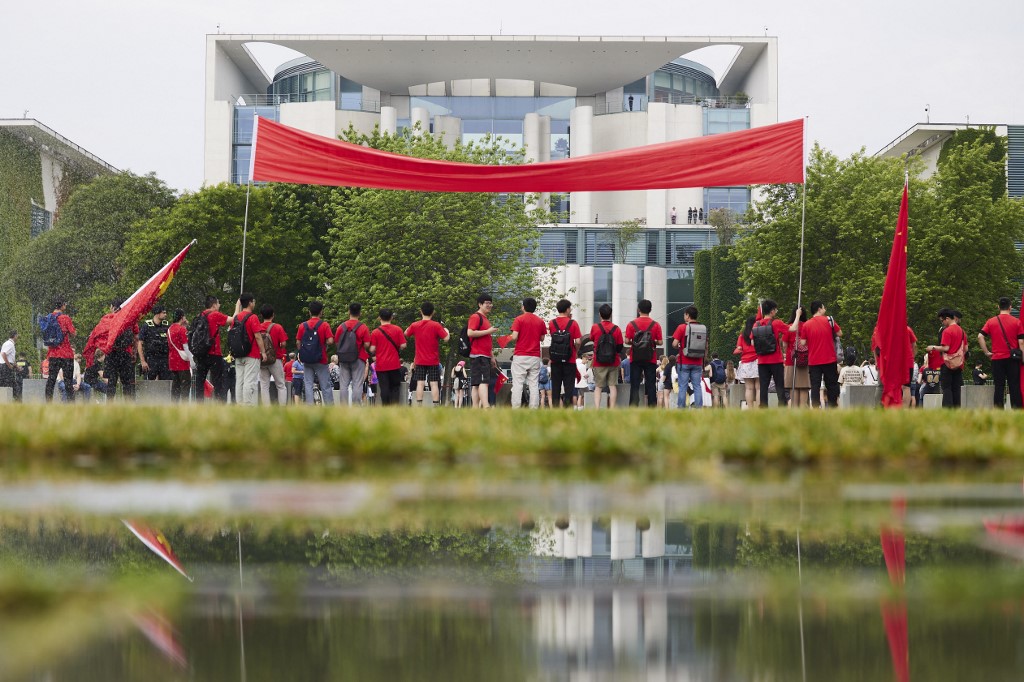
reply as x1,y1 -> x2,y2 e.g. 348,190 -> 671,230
876,184 -> 910,408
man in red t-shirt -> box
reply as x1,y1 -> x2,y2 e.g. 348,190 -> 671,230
258,303 -> 289,405
624,299 -> 663,407
508,297 -> 547,409
752,299 -> 791,408
230,292 -> 267,405
334,302 -> 372,406
590,303 -> 623,409
467,294 -> 499,409
167,309 -> 191,402
671,305 -> 705,409
802,300 -> 842,408
43,300 -> 76,402
927,308 -> 967,408
548,298 -> 583,408
977,296 -> 1024,408
405,301 -> 450,406
194,295 -> 233,402
103,299 -> 141,402
296,300 -> 335,405
369,308 -> 407,406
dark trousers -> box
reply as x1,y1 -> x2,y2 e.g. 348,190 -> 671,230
145,360 -> 172,380
45,357 -> 75,402
758,362 -> 788,407
105,354 -> 135,400
939,366 -> 963,408
377,369 -> 402,405
629,360 -> 658,407
170,370 -> 191,402
991,358 -> 1021,408
194,354 -> 225,402
0,365 -> 22,401
550,360 -> 575,408
809,362 -> 841,408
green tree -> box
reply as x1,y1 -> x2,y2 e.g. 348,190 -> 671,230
937,127 -> 1007,200
313,126 -> 547,336
610,218 -> 646,263
707,207 -> 739,246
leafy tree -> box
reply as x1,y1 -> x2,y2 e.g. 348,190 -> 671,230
937,127 -> 1007,200
610,217 -> 646,263
707,207 -> 739,246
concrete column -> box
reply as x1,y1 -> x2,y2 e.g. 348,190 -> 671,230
523,113 -> 542,212
645,102 -> 670,227
575,515 -> 593,558
643,266 -> 668,338
610,516 -> 636,561
641,518 -> 666,558
380,106 -> 397,135
569,106 -> 593,224
539,115 -> 551,212
643,591 -> 669,675
611,263 -> 638,331
577,266 -> 595,328
434,115 -> 461,149
612,590 -> 640,660
563,517 -> 578,560
411,106 -> 430,135
564,264 -> 581,307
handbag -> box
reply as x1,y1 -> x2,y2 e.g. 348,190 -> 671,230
828,317 -> 843,359
995,315 -> 1023,363
942,327 -> 967,370
169,326 -> 193,364
793,337 -> 809,368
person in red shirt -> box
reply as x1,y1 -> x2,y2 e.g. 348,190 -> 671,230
590,303 -> 623,409
977,296 -> 1024,408
296,300 -> 335,405
43,300 -> 76,402
103,299 -> 141,402
194,295 -> 233,402
508,297 -> 547,409
467,294 -> 499,409
734,316 -> 759,408
258,303 -> 289,405
927,308 -> 967,408
229,292 -> 267,405
671,305 -> 706,409
752,299 -> 791,408
167,309 -> 191,402
624,299 -> 663,407
548,298 -> 583,408
801,300 -> 842,408
781,306 -> 810,407
334,302 -> 372,406
404,301 -> 450,406
369,308 -> 407,406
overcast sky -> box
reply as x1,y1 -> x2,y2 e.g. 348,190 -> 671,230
3,0 -> 1021,193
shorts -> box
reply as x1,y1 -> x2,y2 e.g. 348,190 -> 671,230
593,366 -> 618,389
411,364 -> 442,384
538,381 -> 552,391
470,356 -> 491,386
292,378 -> 304,396
737,361 -> 759,381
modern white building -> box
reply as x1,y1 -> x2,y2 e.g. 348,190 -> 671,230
204,35 -> 781,332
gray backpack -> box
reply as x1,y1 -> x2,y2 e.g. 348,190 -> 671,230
682,323 -> 708,359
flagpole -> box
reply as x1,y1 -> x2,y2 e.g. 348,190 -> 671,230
791,117 -> 809,405
240,114 -> 259,294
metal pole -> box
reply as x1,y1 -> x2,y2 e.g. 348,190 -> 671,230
791,118 -> 809,406
239,180 -> 252,294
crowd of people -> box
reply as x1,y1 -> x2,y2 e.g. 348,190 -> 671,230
2,292 -> 1022,409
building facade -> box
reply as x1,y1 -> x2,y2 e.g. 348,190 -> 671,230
205,35 -> 780,332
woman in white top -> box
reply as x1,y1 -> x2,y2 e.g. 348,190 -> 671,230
861,360 -> 879,386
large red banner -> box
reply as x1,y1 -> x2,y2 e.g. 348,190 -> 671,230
251,117 -> 805,191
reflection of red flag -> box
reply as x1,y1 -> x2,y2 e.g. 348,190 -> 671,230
880,527 -> 906,587
123,520 -> 192,581
876,183 -> 910,407
132,609 -> 188,668
90,242 -> 195,356
881,601 -> 909,682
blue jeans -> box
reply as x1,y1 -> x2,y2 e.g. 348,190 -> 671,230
676,364 -> 704,408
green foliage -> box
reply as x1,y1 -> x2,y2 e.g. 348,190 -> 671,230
694,246 -> 742,360
707,207 -> 739,246
611,218 -> 646,263
313,126 -> 547,339
693,250 -> 712,339
937,127 -> 1007,200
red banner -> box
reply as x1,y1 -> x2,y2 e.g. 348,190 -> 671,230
876,184 -> 911,408
251,117 -> 805,191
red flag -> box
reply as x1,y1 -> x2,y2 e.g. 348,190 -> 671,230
122,520 -> 192,581
876,183 -> 910,407
252,117 -> 806,191
496,334 -> 513,349
494,369 -> 508,394
88,242 -> 195,358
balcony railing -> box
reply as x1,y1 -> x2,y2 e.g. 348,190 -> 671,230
234,94 -> 383,113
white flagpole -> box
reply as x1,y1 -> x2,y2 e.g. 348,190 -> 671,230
790,117 -> 809,405
240,114 -> 259,293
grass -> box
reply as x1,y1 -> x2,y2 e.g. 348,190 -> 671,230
2,404 -> 1024,481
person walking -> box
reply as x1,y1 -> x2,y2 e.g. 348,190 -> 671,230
167,310 -> 192,402
508,297 -> 547,409
671,305 -> 706,409
625,299 -> 663,407
369,308 -> 407,406
41,301 -> 76,402
928,308 -> 967,408
751,300 -> 789,407
296,301 -> 335,406
548,299 -> 582,408
978,296 -> 1024,408
405,301 -> 450,406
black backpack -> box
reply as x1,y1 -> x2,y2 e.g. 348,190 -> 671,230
189,312 -> 213,357
228,312 -> 255,357
458,313 -> 482,358
709,358 -> 726,384
549,318 -> 573,362
595,324 -> 619,364
630,320 -> 656,363
751,320 -> 778,356
337,322 -> 363,363
298,320 -> 324,364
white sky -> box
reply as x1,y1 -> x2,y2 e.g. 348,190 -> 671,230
3,0 -> 1021,192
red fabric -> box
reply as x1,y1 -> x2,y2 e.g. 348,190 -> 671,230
468,313 -> 493,356
92,243 -> 193,356
511,313 -> 547,357
284,360 -> 294,382
46,313 -> 76,359
494,370 -> 508,394
168,323 -> 189,372
261,321 -> 289,361
405,319 -> 448,366
782,322 -> 805,367
549,317 -> 583,362
876,185 -> 911,407
335,320 -> 370,361
496,334 -> 512,349
590,321 -> 623,367
231,312 -> 262,360
881,602 -> 909,682
204,310 -> 229,356
296,318 -> 333,364
370,324 -> 405,371
981,314 -> 1024,360
251,117 -> 805,191
940,325 -> 966,358
734,334 -> 757,363
625,317 -> 662,363
803,315 -> 839,366
672,323 -> 704,366
754,318 -> 789,364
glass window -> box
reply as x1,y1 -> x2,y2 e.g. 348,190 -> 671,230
654,71 -> 672,88
30,204 -> 52,238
